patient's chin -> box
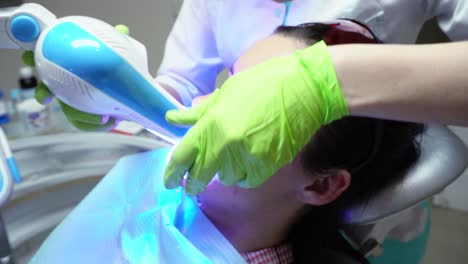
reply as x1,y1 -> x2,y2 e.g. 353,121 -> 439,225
198,179 -> 247,212
201,179 -> 239,200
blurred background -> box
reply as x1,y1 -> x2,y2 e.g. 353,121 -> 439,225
0,1 -> 466,263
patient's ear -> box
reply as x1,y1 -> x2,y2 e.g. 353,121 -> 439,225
297,170 -> 351,206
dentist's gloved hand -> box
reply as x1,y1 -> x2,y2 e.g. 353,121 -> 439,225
21,24 -> 130,131
164,41 -> 349,195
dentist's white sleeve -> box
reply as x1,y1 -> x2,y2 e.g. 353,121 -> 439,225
426,0 -> 468,40
156,0 -> 224,106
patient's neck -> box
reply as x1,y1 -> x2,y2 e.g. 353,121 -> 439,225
199,195 -> 305,253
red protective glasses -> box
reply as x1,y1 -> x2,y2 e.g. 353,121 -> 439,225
298,19 -> 381,45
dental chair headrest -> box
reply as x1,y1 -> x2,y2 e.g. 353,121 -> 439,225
343,125 -> 468,225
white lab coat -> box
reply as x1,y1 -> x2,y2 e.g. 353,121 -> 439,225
156,0 -> 468,105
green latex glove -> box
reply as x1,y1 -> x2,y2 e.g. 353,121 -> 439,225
164,41 -> 349,195
21,24 -> 130,131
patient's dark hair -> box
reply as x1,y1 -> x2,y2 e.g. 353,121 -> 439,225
274,23 -> 425,264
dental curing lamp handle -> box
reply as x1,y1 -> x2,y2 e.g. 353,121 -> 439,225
2,4 -> 189,142
35,18 -> 189,142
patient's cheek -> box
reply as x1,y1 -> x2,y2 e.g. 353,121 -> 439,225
199,180 -> 246,215
201,179 -> 242,201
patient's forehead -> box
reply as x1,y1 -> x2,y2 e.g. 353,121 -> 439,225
232,34 -> 306,74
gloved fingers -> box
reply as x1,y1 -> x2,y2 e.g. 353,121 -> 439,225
164,139 -> 200,189
236,178 -> 253,189
218,168 -> 247,186
183,124 -> 221,195
236,173 -> 264,189
69,117 -> 118,131
236,163 -> 275,189
164,159 -> 188,190
22,51 -> 35,66
35,82 -> 54,105
59,101 -> 109,125
185,158 -> 219,196
218,148 -> 247,186
164,123 -> 205,190
166,89 -> 220,125
115,24 -> 129,35
219,166 -> 246,187
165,108 -> 202,126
